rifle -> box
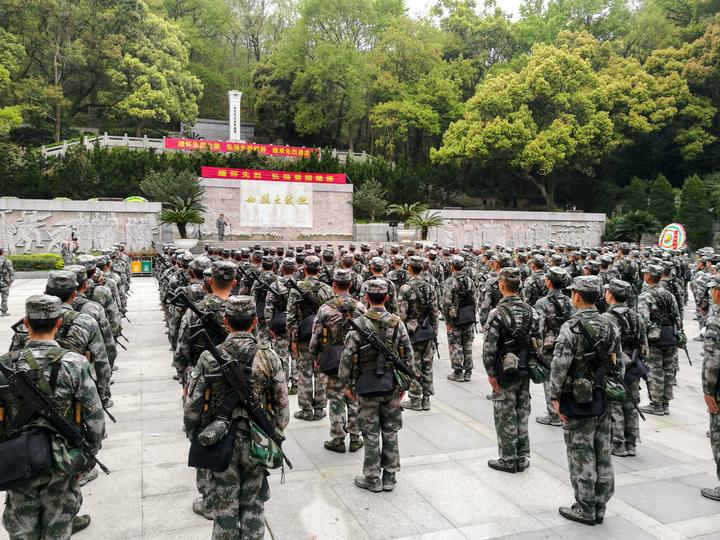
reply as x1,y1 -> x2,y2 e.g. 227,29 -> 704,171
198,330 -> 292,469
345,318 -> 418,382
0,362 -> 110,475
680,344 -> 693,366
171,291 -> 228,345
285,278 -> 320,312
121,312 -> 132,323
239,266 -> 274,299
114,337 -> 127,351
574,320 -> 646,421
118,331 -> 129,344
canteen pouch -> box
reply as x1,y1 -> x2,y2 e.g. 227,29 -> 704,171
572,378 -> 594,404
560,388 -> 605,418
248,421 -> 283,470
52,435 -> 89,475
355,366 -> 395,398
269,312 -> 287,335
455,304 -> 476,327
604,376 -> 627,403
198,418 -> 230,446
528,359 -> 550,384
256,302 -> 266,322
501,352 -> 520,376
298,315 -> 315,342
409,318 -> 437,344
646,325 -> 661,342
188,420 -> 238,473
319,344 -> 344,376
394,369 -> 411,392
0,428 -> 53,490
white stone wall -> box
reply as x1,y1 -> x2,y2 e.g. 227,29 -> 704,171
0,199 -> 162,254
427,209 -> 606,247
199,178 -> 353,241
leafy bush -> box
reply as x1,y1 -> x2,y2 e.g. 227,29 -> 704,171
9,254 -> 64,271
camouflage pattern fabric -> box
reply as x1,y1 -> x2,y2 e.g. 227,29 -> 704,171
441,270 -> 476,373
73,295 -> 118,367
703,303 -> 720,482
0,256 -> 14,314
86,280 -> 122,338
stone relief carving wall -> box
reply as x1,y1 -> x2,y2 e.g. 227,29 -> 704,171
0,200 -> 162,254
428,211 -> 606,247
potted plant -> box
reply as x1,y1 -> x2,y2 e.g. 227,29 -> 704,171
408,211 -> 444,241
159,195 -> 205,249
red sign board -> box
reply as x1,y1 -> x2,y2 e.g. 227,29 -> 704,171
164,138 -> 318,158
200,166 -> 346,184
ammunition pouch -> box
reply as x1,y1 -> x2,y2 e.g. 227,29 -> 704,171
0,427 -> 53,490
188,419 -> 238,473
319,345 -> 344,376
355,353 -> 395,398
269,312 -> 287,335
297,314 -> 316,342
559,387 -> 605,418
455,304 -> 476,326
256,302 -> 266,322
409,317 -> 437,344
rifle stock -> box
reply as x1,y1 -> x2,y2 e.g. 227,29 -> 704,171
346,318 -> 418,381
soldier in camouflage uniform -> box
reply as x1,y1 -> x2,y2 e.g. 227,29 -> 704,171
184,296 -> 289,540
442,255 -> 476,382
522,254 -> 548,307
286,256 -> 334,421
97,255 -> 125,315
398,256 -> 439,411
550,276 -> 622,526
77,255 -> 122,340
478,253 -> 511,326
602,279 -> 647,457
701,279 -> 720,501
309,269 -> 365,453
265,258 -> 297,394
339,280 -> 414,493
318,248 -> 336,285
359,257 -> 398,313
0,247 -> 15,316
250,256 -> 278,344
338,253 -> 364,299
534,267 -> 573,427
638,264 -> 681,416
1,295 -> 105,538
387,255 -> 408,291
483,267 -> 541,473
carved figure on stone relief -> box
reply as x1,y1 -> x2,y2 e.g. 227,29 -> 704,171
136,216 -> 157,250
14,211 -> 51,252
98,213 -> 120,250
0,212 -> 17,254
47,225 -> 74,253
124,218 -> 139,252
76,215 -> 93,253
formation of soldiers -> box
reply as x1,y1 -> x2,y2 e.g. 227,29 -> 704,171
0,244 -> 132,538
3,234 -> 720,538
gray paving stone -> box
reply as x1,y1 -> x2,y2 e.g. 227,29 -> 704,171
405,412 -> 495,452
551,516 -> 658,540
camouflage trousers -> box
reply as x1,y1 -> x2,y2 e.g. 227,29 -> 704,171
409,340 -> 436,400
256,321 -> 271,345
563,411 -> 615,517
296,342 -> 327,412
209,431 -> 270,540
493,378 -> 531,462
447,324 -> 474,372
3,470 -> 81,540
198,468 -> 213,508
271,333 -> 296,385
710,412 -> 720,482
646,346 -> 676,405
357,389 -> 402,480
611,380 -> 640,446
327,375 -> 359,439
0,284 -> 9,314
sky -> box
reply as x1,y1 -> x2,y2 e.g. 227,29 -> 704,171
405,0 -> 523,19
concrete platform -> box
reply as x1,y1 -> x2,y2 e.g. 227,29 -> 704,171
0,277 -> 718,539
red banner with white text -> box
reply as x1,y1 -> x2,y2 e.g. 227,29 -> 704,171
200,166 -> 346,184
164,138 -> 318,158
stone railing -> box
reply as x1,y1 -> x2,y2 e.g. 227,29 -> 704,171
40,133 -> 370,163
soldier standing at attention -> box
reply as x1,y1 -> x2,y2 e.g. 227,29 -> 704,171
701,279 -> 720,501
0,248 -> 15,316
185,296 -> 289,539
442,255 -> 477,382
265,258 -> 297,394
483,267 -> 541,473
216,213 -> 229,242
0,295 -> 105,538
309,269 -> 366,454
398,256 -> 440,411
550,276 -> 622,526
338,280 -> 414,493
522,254 -> 548,307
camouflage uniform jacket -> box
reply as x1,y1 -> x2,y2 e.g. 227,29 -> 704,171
73,295 -> 118,365
477,272 -> 499,325
429,261 -> 445,283
482,295 -> 541,380
388,268 -> 409,291
348,270 -> 364,299
185,331 -> 290,435
522,270 -> 548,306
318,263 -> 337,285
338,307 -> 415,388
359,275 -> 398,314
442,269 -> 477,323
264,276 -> 291,328
0,256 -> 15,286
398,276 -> 440,334
175,294 -> 229,370
308,294 -> 366,357
601,303 -> 648,356
549,307 -> 622,400
638,283 -> 681,334
702,304 -> 720,398
251,270 -> 279,315
84,282 -> 121,337
534,289 -> 574,352
0,339 -> 105,446
285,277 -> 334,342
660,278 -> 684,316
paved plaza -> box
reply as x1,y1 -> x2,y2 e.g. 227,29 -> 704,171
1,277 -> 720,539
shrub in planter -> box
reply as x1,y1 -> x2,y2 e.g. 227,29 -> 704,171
9,254 -> 64,271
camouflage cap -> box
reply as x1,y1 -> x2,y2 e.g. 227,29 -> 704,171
76,254 -> 97,270
392,254 -> 404,264
190,255 -> 212,272
341,253 -> 354,265
365,279 -> 388,294
181,252 -> 194,264
64,264 -> 87,285
304,255 -> 322,271
450,255 -> 465,268
707,279 -> 720,290
333,268 -> 352,284
281,258 -> 297,271
369,256 -> 385,270
599,254 -> 614,265
498,267 -> 521,280
531,254 -> 545,266
604,278 -> 632,298
407,255 -> 424,269
546,266 -> 570,285
96,255 -> 110,268
261,255 -> 274,267
212,261 -> 238,281
642,264 -> 663,279
567,275 -> 602,293
26,294 -> 63,319
47,270 -> 78,291
224,295 -> 256,318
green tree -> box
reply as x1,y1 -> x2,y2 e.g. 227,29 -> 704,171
678,174 -> 712,249
407,210 -> 444,240
647,174 -> 677,224
613,210 -> 660,245
159,194 -> 206,238
352,178 -> 387,222
386,202 -> 428,223
140,169 -> 203,202
623,177 -> 648,212
0,29 -> 23,135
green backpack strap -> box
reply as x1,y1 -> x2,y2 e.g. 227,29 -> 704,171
22,348 -> 67,395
